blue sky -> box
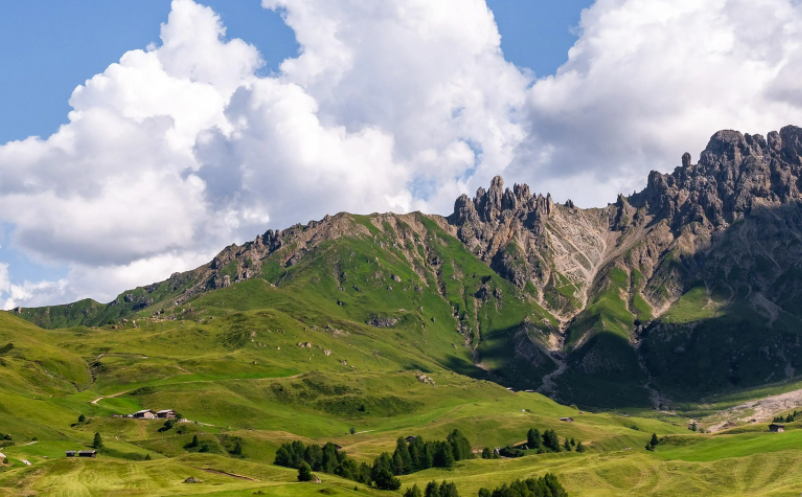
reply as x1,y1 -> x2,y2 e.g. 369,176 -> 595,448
0,0 -> 591,144
0,0 -> 591,298
1,0 -> 798,308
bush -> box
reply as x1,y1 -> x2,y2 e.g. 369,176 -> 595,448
157,420 -> 175,433
481,447 -> 499,459
185,435 -> 199,449
298,461 -> 314,482
499,446 -> 525,458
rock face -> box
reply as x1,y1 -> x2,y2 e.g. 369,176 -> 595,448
448,174 -> 610,319
366,317 -> 398,328
443,125 -> 802,399
18,125 -> 802,403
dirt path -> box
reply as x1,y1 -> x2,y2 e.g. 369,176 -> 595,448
707,386 -> 802,432
90,390 -> 129,405
195,468 -> 258,481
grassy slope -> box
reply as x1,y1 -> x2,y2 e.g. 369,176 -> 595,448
3,290 -> 802,496
6,214 -> 802,495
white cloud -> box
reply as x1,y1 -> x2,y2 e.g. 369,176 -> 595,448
2,0 -> 802,306
513,0 -> 802,206
0,262 -> 68,310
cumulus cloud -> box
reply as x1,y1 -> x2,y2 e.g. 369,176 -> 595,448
514,0 -> 802,206
2,0 -> 802,307
0,262 -> 69,310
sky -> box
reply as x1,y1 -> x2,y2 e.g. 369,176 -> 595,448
0,0 -> 800,309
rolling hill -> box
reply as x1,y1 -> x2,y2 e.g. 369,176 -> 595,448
3,125 -> 802,496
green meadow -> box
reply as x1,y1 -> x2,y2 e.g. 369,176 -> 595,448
3,215 -> 802,496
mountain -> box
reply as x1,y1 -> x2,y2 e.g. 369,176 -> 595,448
15,125 -> 802,408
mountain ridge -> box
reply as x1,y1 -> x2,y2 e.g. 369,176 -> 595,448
14,124 -> 802,406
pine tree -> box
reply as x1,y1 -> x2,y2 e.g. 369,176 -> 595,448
92,432 -> 103,449
527,428 -> 543,451
297,461 -> 313,482
570,438 -> 576,447
446,429 -> 473,460
576,441 -> 586,453
305,444 -> 323,471
393,437 -> 413,474
78,414 -> 86,423
230,440 -> 243,456
542,430 -> 561,452
321,442 -> 338,473
438,481 -> 460,497
563,438 -> 572,451
650,433 -> 659,448
403,484 -> 422,497
424,481 -> 439,497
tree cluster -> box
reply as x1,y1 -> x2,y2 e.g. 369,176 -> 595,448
274,440 -> 374,486
404,480 -> 460,497
480,427 -> 581,459
276,430 -> 474,491
391,430 -> 474,475
478,474 -> 567,497
773,410 -> 800,423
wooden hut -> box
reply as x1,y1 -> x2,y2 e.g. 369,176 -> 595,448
133,409 -> 156,419
769,424 -> 785,433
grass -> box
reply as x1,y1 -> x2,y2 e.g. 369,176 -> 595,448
6,213 -> 802,495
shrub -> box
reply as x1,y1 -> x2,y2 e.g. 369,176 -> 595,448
298,461 -> 314,482
499,446 -> 525,458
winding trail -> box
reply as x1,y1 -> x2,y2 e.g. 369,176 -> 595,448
195,468 -> 258,481
91,390 -> 129,405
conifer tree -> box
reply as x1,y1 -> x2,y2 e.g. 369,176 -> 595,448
404,485 -> 422,497
527,428 -> 543,451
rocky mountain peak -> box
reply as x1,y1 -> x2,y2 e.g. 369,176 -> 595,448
633,125 -> 802,230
